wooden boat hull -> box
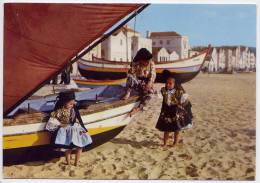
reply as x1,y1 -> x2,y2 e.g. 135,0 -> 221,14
3,95 -> 139,165
3,126 -> 125,165
78,50 -> 208,84
74,78 -> 127,88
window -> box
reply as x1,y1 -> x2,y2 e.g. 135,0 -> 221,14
159,40 -> 163,45
120,58 -> 122,61
120,39 -> 123,46
152,42 -> 156,46
167,40 -> 170,45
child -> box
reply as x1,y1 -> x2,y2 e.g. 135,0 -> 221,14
155,76 -> 192,147
122,48 -> 156,116
47,90 -> 92,166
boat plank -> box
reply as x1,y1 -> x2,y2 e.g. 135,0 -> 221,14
3,96 -> 139,126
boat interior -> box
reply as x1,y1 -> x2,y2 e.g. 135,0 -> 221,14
4,85 -> 139,126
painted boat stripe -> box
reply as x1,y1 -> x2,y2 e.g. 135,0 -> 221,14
78,61 -> 204,74
3,125 -> 123,149
74,79 -> 126,85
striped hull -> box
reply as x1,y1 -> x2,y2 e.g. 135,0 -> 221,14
78,50 -> 208,84
4,126 -> 125,165
3,101 -> 139,165
74,78 -> 127,88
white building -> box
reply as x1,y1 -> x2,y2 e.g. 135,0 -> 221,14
250,52 -> 256,70
217,48 -> 226,71
200,45 -> 256,73
224,48 -> 233,72
208,48 -> 218,72
101,26 -> 152,62
150,31 -> 190,59
240,47 -> 250,70
81,43 -> 102,61
169,50 -> 180,60
152,47 -> 179,62
132,36 -> 152,60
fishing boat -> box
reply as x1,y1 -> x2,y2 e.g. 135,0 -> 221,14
77,48 -> 210,85
4,3 -> 148,164
3,86 -> 139,165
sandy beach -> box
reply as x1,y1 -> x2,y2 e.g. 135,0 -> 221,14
3,73 -> 256,180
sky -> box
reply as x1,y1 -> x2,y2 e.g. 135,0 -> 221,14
127,4 -> 256,48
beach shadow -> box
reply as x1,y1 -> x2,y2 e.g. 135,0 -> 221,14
110,138 -> 159,149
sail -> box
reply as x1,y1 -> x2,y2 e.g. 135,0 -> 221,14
4,3 -> 142,115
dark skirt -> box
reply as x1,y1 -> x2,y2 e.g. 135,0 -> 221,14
156,102 -> 193,132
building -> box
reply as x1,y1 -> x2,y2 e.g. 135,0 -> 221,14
196,45 -> 256,73
250,52 -> 256,70
152,47 -> 179,62
150,31 -> 190,59
208,48 -> 218,72
131,36 -> 152,60
240,46 -> 250,70
101,25 -> 152,62
224,48 -> 233,72
81,42 -> 102,61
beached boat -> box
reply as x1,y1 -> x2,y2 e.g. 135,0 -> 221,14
4,3 -> 148,164
78,48 -> 210,85
3,86 -> 140,164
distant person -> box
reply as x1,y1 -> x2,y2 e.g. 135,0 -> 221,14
45,90 -> 92,166
155,76 -> 192,148
60,64 -> 73,85
122,48 -> 156,116
51,75 -> 58,85
65,63 -> 73,84
60,70 -> 67,84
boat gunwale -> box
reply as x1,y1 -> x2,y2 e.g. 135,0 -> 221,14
3,111 -> 132,137
3,96 -> 139,127
79,48 -> 208,65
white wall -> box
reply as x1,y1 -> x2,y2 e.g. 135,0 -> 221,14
157,48 -> 169,62
132,36 -> 152,60
208,48 -> 218,72
151,35 -> 190,59
169,51 -> 180,61
102,29 -> 151,62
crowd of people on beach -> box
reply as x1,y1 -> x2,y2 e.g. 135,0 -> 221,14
45,48 -> 193,166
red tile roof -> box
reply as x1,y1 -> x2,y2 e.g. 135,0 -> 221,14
150,31 -> 181,37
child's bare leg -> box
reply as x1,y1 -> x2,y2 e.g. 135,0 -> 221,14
122,88 -> 131,100
173,131 -> 180,146
163,132 -> 169,147
65,149 -> 72,165
74,147 -> 82,166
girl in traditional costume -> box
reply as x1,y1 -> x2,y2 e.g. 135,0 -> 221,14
156,76 -> 192,147
122,48 -> 156,116
46,90 -> 92,166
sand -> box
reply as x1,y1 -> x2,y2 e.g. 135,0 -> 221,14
3,73 -> 256,180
